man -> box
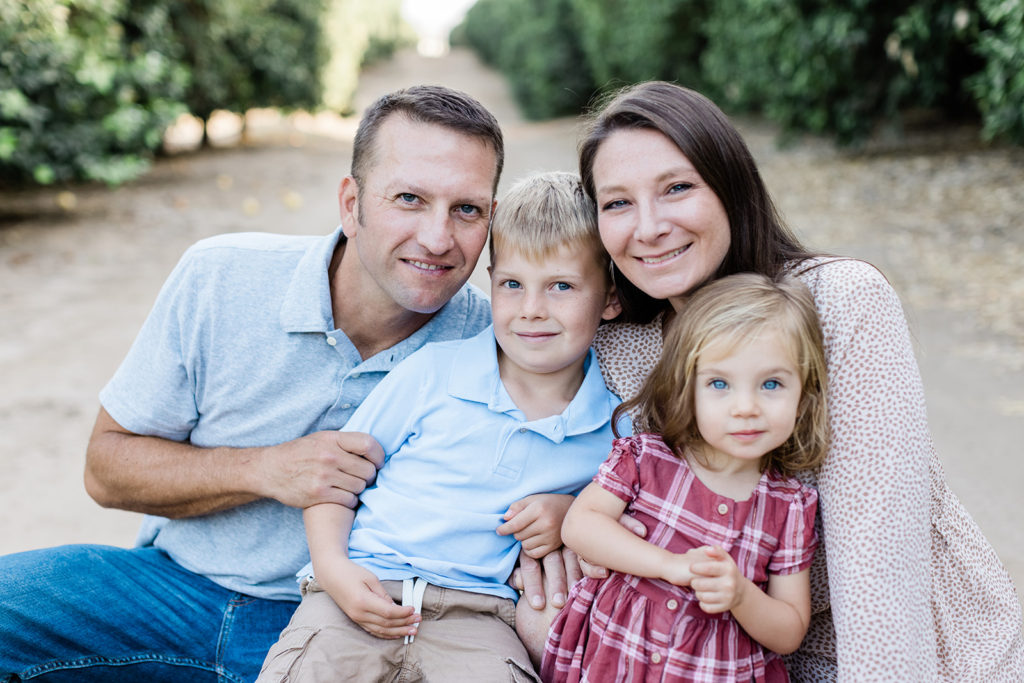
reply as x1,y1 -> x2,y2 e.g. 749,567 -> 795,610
0,85 -> 574,682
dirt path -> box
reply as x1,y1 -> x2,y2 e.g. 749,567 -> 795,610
1,48 -> 1021,597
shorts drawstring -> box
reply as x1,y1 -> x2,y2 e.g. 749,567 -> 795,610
402,577 -> 428,644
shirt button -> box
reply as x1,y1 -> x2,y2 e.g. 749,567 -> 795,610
351,372 -> 360,379
651,652 -> 662,664
519,427 -> 527,433
326,336 -> 337,346
666,599 -> 678,610
340,403 -> 351,410
717,503 -> 729,515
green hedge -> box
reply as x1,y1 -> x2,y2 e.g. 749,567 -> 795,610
0,0 -> 189,185
0,0 -> 409,186
460,0 -> 594,119
970,0 -> 1024,142
458,0 -> 1024,145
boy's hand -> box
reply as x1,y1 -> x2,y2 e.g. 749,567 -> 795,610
317,560 -> 419,639
690,545 -> 747,614
497,493 -> 573,558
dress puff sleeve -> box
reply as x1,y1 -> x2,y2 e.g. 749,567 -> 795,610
594,435 -> 643,506
768,482 -> 819,577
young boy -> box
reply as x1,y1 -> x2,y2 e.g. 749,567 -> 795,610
257,171 -> 627,681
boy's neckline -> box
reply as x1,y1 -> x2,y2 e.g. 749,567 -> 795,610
496,347 -> 587,422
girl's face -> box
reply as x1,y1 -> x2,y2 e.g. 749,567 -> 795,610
591,128 -> 731,311
693,329 -> 801,471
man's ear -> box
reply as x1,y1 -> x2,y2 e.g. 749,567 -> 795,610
602,287 -> 623,321
338,176 -> 360,238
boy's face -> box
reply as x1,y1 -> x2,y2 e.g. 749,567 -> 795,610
489,242 -> 620,384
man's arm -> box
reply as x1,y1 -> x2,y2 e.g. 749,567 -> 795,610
84,407 -> 384,518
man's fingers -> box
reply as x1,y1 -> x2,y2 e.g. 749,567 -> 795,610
578,555 -> 609,580
541,550 -> 569,608
562,546 -> 583,586
335,431 -> 386,469
517,550 -> 546,609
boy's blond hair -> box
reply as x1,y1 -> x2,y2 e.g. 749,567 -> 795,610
489,171 -> 609,279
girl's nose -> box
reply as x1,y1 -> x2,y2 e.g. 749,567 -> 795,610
731,391 -> 760,416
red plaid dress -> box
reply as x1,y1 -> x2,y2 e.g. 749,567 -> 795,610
542,434 -> 818,683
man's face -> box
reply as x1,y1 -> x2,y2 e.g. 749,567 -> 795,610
338,115 -> 497,316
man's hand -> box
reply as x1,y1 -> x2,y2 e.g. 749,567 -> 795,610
496,493 -> 573,558
254,431 -> 385,509
578,512 -> 647,579
510,545 -> 583,611
316,559 -> 419,639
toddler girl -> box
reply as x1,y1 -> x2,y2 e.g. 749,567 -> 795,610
542,272 -> 829,682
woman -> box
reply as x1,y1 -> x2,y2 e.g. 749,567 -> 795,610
581,81 -> 1023,680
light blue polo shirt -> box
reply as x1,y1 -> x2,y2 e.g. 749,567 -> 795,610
300,326 -> 630,602
99,225 -> 491,600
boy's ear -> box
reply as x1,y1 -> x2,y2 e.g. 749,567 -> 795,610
602,287 -> 623,321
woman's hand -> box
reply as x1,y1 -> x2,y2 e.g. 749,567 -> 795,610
690,545 -> 746,613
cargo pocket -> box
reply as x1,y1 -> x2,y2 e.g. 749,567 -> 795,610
505,655 -> 542,683
257,626 -> 319,683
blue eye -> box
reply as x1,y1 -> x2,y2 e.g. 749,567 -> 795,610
668,183 -> 693,194
710,379 -> 727,390
601,199 -> 627,211
503,280 -> 522,290
398,193 -> 418,204
554,282 -> 571,291
763,379 -> 781,390
456,204 -> 480,217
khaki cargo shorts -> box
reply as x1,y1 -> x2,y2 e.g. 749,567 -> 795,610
257,577 -> 539,682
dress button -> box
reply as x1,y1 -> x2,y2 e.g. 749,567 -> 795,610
666,599 -> 678,611
326,336 -> 337,346
717,503 -> 729,515
651,652 -> 662,664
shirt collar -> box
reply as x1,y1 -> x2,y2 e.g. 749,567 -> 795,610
448,328 -> 617,443
279,225 -> 343,333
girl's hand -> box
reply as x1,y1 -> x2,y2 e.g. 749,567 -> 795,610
690,545 -> 747,614
662,546 -> 711,587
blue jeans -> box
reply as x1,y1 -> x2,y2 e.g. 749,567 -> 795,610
0,545 -> 299,682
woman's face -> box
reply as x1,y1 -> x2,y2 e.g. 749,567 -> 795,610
592,127 -> 731,311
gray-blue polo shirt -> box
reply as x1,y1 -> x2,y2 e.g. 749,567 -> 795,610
297,326 -> 630,602
99,226 -> 491,600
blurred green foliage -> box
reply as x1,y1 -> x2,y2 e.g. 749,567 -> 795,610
460,0 -> 592,118
0,0 -> 410,186
970,0 -> 1024,142
458,0 -> 1024,145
